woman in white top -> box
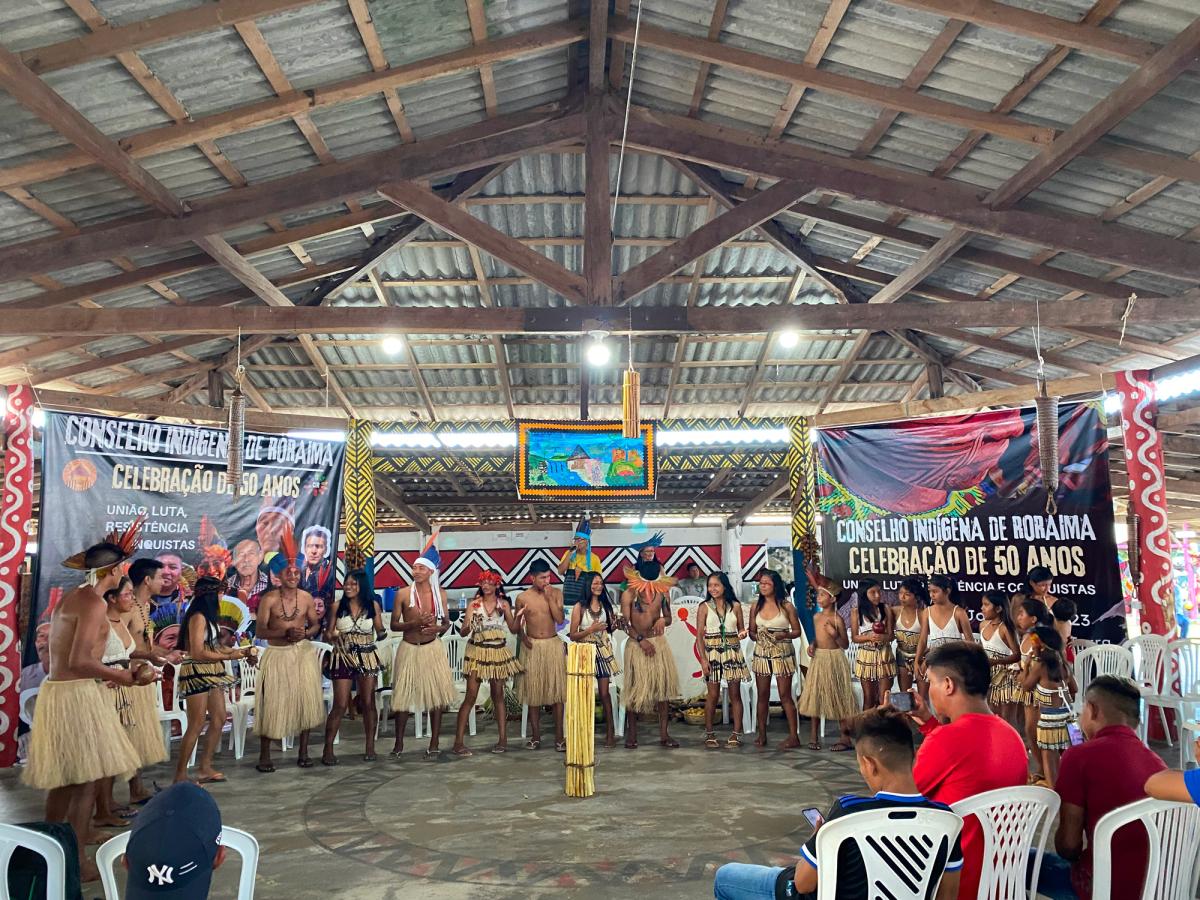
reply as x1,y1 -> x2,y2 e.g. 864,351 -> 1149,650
849,578 -> 895,710
453,569 -> 523,756
914,574 -> 972,705
748,569 -> 803,749
322,569 -> 386,764
694,572 -> 749,749
568,572 -> 620,748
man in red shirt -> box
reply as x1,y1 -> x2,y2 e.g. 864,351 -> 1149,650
1051,676 -> 1166,899
910,641 -> 1028,900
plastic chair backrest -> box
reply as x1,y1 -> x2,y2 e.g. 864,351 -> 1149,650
813,806 -> 962,900
153,666 -> 178,714
240,659 -> 259,695
442,632 -> 467,682
1130,634 -> 1169,692
1091,797 -> 1200,900
610,631 -> 627,687
18,686 -> 39,725
0,822 -> 67,900
97,826 -> 260,900
1074,644 -> 1135,699
1167,638 -> 1200,700
950,786 -> 1059,900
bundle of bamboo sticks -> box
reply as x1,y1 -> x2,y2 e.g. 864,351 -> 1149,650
565,641 -> 597,798
622,368 -> 641,440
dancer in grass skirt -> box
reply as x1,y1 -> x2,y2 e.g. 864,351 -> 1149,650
695,571 -> 749,749
453,569 -> 523,756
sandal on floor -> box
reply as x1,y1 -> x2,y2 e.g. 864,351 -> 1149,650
807,742 -> 822,751
659,737 -> 680,748
363,753 -> 377,762
321,756 -> 338,767
423,749 -> 440,761
451,746 -> 473,757
555,741 -> 566,752
388,749 -> 403,759
625,740 -> 638,749
726,732 -> 743,748
491,744 -> 507,754
704,732 -> 720,749
297,757 -> 314,768
525,739 -> 540,750
255,763 -> 276,773
829,742 -> 853,752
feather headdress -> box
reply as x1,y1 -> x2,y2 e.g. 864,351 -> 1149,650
62,515 -> 145,570
267,521 -> 301,575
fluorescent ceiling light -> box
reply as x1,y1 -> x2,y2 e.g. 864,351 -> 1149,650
438,432 -> 515,449
657,427 -> 789,447
286,429 -> 347,442
745,514 -> 791,525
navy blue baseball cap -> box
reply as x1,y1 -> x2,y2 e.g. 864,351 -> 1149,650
124,782 -> 223,899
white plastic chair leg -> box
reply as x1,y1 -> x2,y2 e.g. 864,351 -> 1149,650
469,705 -> 477,737
520,704 -> 529,739
721,684 -> 730,725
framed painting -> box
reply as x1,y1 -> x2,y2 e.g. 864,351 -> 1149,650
516,420 -> 657,499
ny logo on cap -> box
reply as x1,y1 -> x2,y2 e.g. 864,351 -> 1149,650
147,865 -> 174,885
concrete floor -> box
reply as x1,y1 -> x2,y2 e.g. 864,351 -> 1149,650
1,714 -> 865,900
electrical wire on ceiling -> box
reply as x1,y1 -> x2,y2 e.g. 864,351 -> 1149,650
610,0 -> 644,230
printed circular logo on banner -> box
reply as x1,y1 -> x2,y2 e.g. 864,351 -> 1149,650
61,458 -> 97,492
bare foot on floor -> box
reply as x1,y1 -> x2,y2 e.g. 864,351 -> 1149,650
778,736 -> 803,750
92,815 -> 128,828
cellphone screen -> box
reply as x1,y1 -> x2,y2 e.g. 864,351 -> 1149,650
889,691 -> 913,712
1067,723 -> 1084,746
802,807 -> 824,829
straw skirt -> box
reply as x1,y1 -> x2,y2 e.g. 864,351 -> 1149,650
797,648 -> 858,720
623,635 -> 680,714
518,636 -> 567,706
126,681 -> 169,766
255,642 -> 326,739
751,633 -> 797,677
853,642 -> 896,682
703,633 -> 750,683
22,679 -> 141,790
463,628 -> 523,682
390,638 -> 458,712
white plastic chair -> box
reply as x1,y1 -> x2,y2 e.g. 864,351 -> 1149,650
742,635 -> 802,734
97,826 -> 260,900
442,631 -> 476,737
155,665 -> 188,759
813,807 -> 963,900
229,661 -> 258,759
17,686 -> 38,725
374,636 -> 397,740
1129,634 -> 1171,744
309,641 -> 338,746
1091,797 -> 1200,900
950,786 -> 1059,900
611,630 -> 627,737
0,822 -> 66,900
1072,643 -> 1135,713
1141,639 -> 1200,764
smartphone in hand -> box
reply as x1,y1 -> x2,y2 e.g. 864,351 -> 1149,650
1067,723 -> 1084,746
889,690 -> 914,712
801,807 -> 824,829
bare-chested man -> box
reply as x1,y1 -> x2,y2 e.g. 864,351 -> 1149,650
516,560 -> 566,751
254,549 -> 325,772
121,558 -> 180,801
620,534 -> 680,749
389,542 -> 457,758
23,540 -> 154,881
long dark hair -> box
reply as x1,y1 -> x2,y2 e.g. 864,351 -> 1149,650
929,573 -> 956,605
334,570 -> 378,622
755,568 -> 789,615
705,572 -> 738,612
1020,598 -> 1052,628
180,576 -> 223,652
898,576 -> 929,607
858,578 -> 883,623
981,589 -> 1015,639
583,571 -> 614,632
1032,625 -> 1066,681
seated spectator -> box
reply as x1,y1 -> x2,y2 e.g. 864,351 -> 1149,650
677,563 -> 707,597
1045,676 -> 1166,900
122,782 -> 227,898
910,641 -> 1027,900
713,708 -> 963,900
1144,737 -> 1200,804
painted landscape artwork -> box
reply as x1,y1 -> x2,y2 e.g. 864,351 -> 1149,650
516,421 -> 657,499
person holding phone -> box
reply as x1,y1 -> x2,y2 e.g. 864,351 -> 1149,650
713,708 -> 963,900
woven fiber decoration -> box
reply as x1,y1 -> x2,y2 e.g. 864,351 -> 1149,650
565,641 -> 596,798
622,368 -> 641,440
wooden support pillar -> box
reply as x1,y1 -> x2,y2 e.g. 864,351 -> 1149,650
785,416 -> 818,640
342,418 -> 377,561
580,346 -> 590,421
207,369 -> 224,408
926,362 -> 945,399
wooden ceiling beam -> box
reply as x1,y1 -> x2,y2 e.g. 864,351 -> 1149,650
0,103 -> 586,280
615,177 -> 814,305
19,0 -> 322,73
0,20 -> 587,195
886,330 -> 979,394
27,335 -> 222,386
0,42 -> 184,216
918,326 -> 1108,375
588,0 -> 610,92
374,476 -> 433,533
729,472 -> 790,526
616,105 -> 1200,281
583,95 -> 613,305
379,180 -> 589,305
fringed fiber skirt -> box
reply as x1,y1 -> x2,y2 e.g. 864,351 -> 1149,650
463,628 -> 523,682
797,649 -> 859,720
390,638 -> 458,713
22,679 -> 141,790
623,635 -> 680,714
127,680 -> 169,767
584,634 -> 620,679
895,631 -> 920,674
984,648 -> 1019,706
178,659 -> 235,698
325,632 -> 383,680
853,641 -> 896,682
704,633 -> 749,683
1035,685 -> 1072,750
254,642 -> 326,739
518,636 -> 567,706
751,633 -> 797,677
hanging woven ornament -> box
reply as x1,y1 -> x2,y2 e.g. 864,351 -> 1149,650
622,368 -> 641,439
227,363 -> 246,497
1126,509 -> 1142,585
1035,373 -> 1059,515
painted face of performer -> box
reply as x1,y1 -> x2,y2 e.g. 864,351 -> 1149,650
412,565 -> 432,586
281,563 -> 301,590
531,570 -> 551,591
707,574 -> 725,600
156,554 -> 182,593
114,581 -> 136,613
233,539 -> 263,578
758,573 -> 775,599
574,537 -> 588,553
304,533 -> 328,567
639,545 -> 656,562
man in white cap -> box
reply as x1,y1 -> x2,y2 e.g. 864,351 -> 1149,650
389,535 -> 456,759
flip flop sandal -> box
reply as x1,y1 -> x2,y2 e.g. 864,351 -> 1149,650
829,743 -> 854,752
195,773 -> 227,784
255,763 -> 276,773
363,753 -> 377,762
704,732 -> 720,749
525,739 -> 541,750
297,758 -> 315,768
423,749 -> 440,761
807,742 -> 822,751
388,749 -> 403,759
321,756 -> 339,767
555,741 -> 567,753
113,807 -> 138,819
491,745 -> 507,754
726,733 -> 743,748
451,747 -> 474,757
659,738 -> 680,748
625,740 -> 638,749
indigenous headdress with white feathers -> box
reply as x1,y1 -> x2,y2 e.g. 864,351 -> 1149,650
411,528 -> 445,619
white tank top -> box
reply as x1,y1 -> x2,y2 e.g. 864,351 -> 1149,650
981,623 -> 1010,655
102,623 -> 135,665
335,613 -> 373,635
927,606 -> 964,646
704,601 -> 738,637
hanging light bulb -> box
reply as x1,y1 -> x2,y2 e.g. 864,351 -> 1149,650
382,335 -> 405,356
586,331 -> 611,367
778,330 -> 800,349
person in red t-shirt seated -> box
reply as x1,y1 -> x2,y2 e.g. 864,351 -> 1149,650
908,641 -> 1028,900
1043,676 -> 1166,900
